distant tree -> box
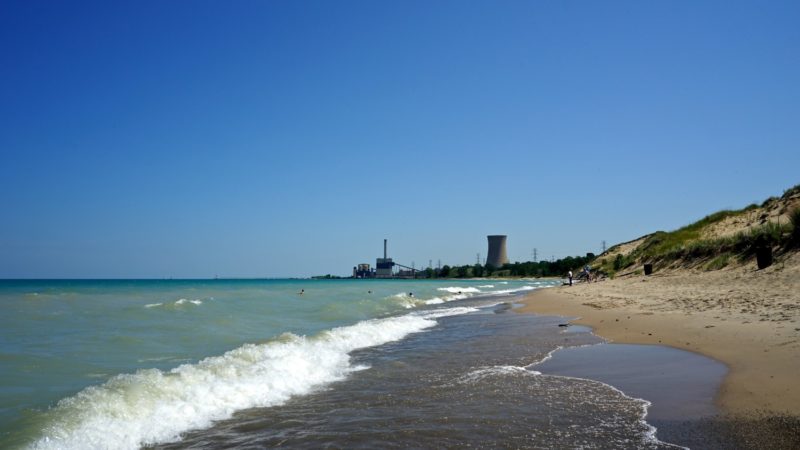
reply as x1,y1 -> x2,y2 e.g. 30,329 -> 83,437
440,265 -> 451,277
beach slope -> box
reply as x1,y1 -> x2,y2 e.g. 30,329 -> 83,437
517,252 -> 800,415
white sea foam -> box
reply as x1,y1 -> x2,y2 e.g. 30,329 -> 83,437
456,365 -> 541,384
29,307 -> 477,450
540,373 -> 688,449
527,345 -> 688,450
454,360 -> 686,449
477,284 -> 495,288
146,299 -> 203,309
391,291 -> 473,308
488,286 -> 535,295
175,298 -> 202,305
389,292 -> 421,309
437,287 -> 481,294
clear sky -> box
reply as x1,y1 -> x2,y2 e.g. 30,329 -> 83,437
1,1 -> 798,278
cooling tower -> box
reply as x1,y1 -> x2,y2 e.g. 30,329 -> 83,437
486,235 -> 509,268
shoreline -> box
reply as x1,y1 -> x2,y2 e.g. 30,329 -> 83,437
516,271 -> 800,416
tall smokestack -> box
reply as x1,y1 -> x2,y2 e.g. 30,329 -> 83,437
384,239 -> 387,259
486,235 -> 509,268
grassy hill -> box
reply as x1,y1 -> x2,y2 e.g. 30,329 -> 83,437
594,184 -> 800,277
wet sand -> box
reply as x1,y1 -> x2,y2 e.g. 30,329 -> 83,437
534,341 -> 726,421
517,273 -> 800,415
533,340 -> 737,449
517,259 -> 800,448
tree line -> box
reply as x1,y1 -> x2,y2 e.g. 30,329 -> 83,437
418,254 -> 595,278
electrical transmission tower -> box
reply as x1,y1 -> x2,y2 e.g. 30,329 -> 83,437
533,248 -> 538,262
602,240 -> 607,253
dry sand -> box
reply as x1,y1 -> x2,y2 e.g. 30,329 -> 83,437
517,252 -> 800,416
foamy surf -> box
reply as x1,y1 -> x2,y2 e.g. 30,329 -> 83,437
28,307 -> 477,450
456,365 -> 541,384
144,298 -> 203,309
454,363 -> 687,450
177,298 -> 201,305
437,286 -> 482,294
489,285 -> 536,295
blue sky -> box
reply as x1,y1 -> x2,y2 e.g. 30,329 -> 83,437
1,1 -> 798,278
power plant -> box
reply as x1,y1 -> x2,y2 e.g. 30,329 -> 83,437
486,235 -> 509,268
352,235 -> 510,278
375,239 -> 393,278
353,239 -> 419,279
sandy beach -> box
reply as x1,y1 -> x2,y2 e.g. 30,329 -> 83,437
517,251 -> 800,416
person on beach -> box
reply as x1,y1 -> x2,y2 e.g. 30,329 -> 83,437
568,270 -> 573,286
298,289 -> 304,295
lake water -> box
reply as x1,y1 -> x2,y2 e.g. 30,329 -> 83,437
0,278 -> 703,449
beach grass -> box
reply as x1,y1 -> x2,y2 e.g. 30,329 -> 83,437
705,253 -> 731,271
791,207 -> 800,247
597,192 -> 799,277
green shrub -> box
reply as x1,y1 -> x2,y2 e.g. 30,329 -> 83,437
791,208 -> 800,247
612,253 -> 635,271
783,184 -> 800,199
750,222 -> 784,245
705,253 -> 731,271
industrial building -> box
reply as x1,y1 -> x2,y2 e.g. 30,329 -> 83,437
352,263 -> 373,278
352,236 -> 509,278
352,239 -> 419,279
486,235 -> 509,268
376,239 -> 393,278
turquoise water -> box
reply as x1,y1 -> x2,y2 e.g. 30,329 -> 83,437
0,278 -> 553,449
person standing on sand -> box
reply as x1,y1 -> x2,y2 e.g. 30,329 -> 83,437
568,270 -> 573,286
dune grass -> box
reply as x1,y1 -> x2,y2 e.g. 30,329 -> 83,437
595,184 -> 800,276
791,208 -> 800,248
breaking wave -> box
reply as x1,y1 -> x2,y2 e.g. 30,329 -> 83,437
29,307 -> 477,450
